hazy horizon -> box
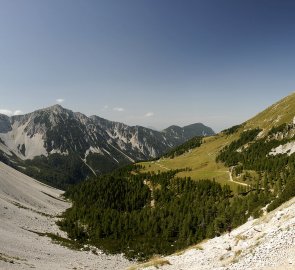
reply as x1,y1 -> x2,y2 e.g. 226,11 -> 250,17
0,93 -> 293,133
1,0 -> 295,132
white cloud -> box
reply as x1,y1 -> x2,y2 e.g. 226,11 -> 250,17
13,110 -> 23,115
102,105 -> 109,111
113,107 -> 125,112
56,98 -> 65,103
0,109 -> 13,116
0,109 -> 23,116
145,112 -> 154,117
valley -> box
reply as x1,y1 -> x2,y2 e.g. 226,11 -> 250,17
0,161 -> 131,270
56,92 -> 295,266
0,92 -> 295,270
1,2 -> 295,269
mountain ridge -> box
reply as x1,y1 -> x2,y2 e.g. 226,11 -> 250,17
140,92 -> 295,188
0,104 -> 214,188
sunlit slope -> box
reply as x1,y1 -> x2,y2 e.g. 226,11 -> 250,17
245,91 -> 295,132
141,133 -> 239,189
140,92 -> 295,188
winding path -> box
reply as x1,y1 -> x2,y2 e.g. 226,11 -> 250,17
228,166 -> 250,187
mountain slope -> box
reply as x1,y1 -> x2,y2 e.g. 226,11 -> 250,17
0,105 -> 214,188
129,92 -> 295,269
245,91 -> 295,132
141,92 -> 295,189
133,196 -> 295,270
53,92 -> 295,265
0,161 -> 131,270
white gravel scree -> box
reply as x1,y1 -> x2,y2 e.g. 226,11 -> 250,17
0,162 -> 131,270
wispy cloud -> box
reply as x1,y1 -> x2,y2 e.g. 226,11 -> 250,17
56,98 -> 65,104
0,109 -> 23,116
0,109 -> 13,116
102,105 -> 109,111
113,107 -> 125,112
13,110 -> 23,115
145,112 -> 154,117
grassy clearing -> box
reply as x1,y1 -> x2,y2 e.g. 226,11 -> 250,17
141,134 -> 241,191
140,93 -> 295,192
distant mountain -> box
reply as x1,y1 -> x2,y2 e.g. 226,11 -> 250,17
163,123 -> 215,139
0,105 -> 214,188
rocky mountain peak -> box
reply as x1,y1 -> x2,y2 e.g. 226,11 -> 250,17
45,104 -> 65,112
0,105 -> 215,187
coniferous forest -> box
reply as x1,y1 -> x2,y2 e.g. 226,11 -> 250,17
217,127 -> 295,211
163,136 -> 202,158
58,165 -> 270,260
58,124 -> 295,260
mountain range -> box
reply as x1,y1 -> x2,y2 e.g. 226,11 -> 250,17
0,93 -> 295,270
0,105 -> 214,188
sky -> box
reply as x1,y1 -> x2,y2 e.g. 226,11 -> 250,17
0,0 -> 295,132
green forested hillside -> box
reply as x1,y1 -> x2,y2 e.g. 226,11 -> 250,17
58,165 -> 270,260
217,126 -> 295,211
140,93 -> 295,187
57,93 -> 295,260
163,136 -> 202,158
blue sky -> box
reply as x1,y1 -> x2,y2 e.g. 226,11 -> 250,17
0,0 -> 295,131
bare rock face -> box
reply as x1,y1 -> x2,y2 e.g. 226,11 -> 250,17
0,105 -> 214,161
0,114 -> 12,133
0,105 -> 214,187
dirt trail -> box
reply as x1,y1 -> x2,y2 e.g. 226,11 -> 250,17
228,166 -> 250,187
153,161 -> 170,170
